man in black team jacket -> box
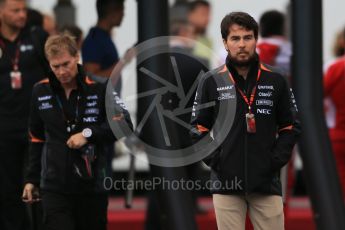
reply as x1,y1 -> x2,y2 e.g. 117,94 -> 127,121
22,34 -> 132,230
190,12 -> 300,230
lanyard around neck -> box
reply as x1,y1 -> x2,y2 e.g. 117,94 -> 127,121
228,68 -> 262,113
55,92 -> 80,125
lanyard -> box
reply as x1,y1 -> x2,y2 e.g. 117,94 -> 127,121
228,68 -> 262,113
55,92 -> 81,132
0,38 -> 21,71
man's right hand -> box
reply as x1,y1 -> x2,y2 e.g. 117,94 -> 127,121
22,183 -> 40,204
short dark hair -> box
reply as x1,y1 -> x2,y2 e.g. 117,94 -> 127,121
188,0 -> 210,13
221,12 -> 258,40
96,0 -> 124,19
259,10 -> 285,37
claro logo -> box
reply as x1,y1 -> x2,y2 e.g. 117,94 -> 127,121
258,91 -> 273,97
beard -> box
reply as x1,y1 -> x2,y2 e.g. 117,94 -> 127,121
227,51 -> 256,67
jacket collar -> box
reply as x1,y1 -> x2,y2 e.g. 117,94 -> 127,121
225,53 -> 260,82
48,64 -> 88,93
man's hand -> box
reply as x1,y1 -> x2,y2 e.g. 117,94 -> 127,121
67,132 -> 87,149
22,183 -> 40,204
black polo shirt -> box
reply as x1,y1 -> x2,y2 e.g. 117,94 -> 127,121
0,28 -> 46,140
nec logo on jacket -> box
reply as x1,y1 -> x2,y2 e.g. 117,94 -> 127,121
83,117 -> 97,123
256,108 -> 271,115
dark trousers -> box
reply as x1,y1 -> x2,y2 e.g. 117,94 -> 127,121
41,191 -> 108,230
0,139 -> 29,230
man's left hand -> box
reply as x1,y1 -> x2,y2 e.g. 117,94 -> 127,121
67,132 -> 87,149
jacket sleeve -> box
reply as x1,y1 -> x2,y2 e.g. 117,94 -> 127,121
271,77 -> 301,172
323,62 -> 342,96
86,89 -> 133,144
25,87 -> 45,186
190,74 -> 219,167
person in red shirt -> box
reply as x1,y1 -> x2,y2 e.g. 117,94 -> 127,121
257,10 -> 291,77
324,54 -> 345,194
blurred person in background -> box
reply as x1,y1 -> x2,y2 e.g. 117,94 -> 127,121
82,0 -> 124,94
0,0 -> 47,229
43,14 -> 57,36
324,27 -> 345,71
333,27 -> 345,58
323,29 -> 345,195
257,10 -> 292,78
26,8 -> 43,29
187,0 -> 212,68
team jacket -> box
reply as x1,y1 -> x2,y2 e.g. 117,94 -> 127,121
25,65 -> 132,193
190,56 -> 300,195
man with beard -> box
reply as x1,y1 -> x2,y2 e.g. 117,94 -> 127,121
190,12 -> 300,229
0,0 -> 47,229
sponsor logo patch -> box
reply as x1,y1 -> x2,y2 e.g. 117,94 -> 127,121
258,91 -> 273,97
258,85 -> 274,90
218,92 -> 235,101
83,117 -> 97,123
257,108 -> 272,115
85,108 -> 99,115
38,95 -> 52,101
39,102 -> 53,110
87,95 -> 98,100
86,101 -> 97,107
20,44 -> 34,52
256,99 -> 273,106
217,85 -> 234,91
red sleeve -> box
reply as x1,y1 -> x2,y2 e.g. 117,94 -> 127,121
324,60 -> 345,96
257,43 -> 280,65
